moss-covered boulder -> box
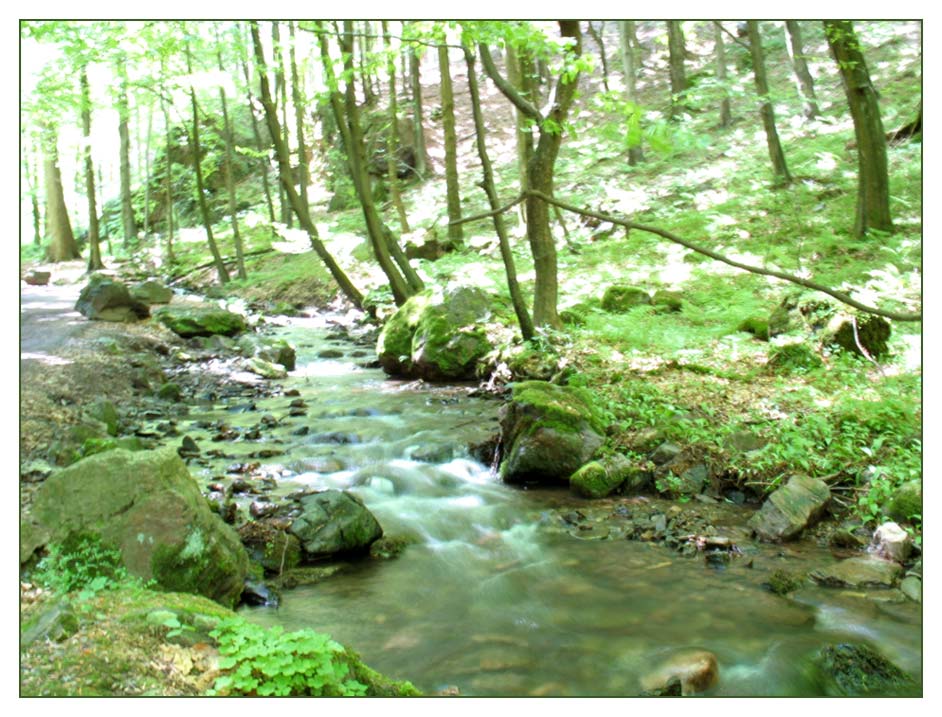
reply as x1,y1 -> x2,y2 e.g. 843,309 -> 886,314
737,316 -> 770,340
376,286 -> 497,380
21,448 -> 249,608
601,285 -> 652,313
824,313 -> 891,358
652,290 -> 683,312
130,280 -> 173,305
884,479 -> 922,523
289,490 -> 383,559
748,474 -> 830,542
499,381 -> 606,485
75,274 -> 150,323
812,643 -> 917,696
570,455 -> 637,498
154,305 -> 247,338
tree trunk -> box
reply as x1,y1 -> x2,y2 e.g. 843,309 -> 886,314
143,99 -> 153,239
41,124 -> 80,262
24,139 -> 43,246
288,22 -> 310,216
438,40 -> 463,244
667,21 -> 689,120
272,22 -> 292,227
382,21 -> 411,233
823,20 -> 893,237
359,21 -> 378,107
785,21 -> 821,120
117,56 -> 137,248
464,48 -> 534,340
505,43 -> 536,225
408,44 -> 429,179
619,20 -> 645,164
217,24 -> 247,280
185,41 -> 230,284
239,29 -> 277,225
586,21 -> 610,92
79,66 -> 104,272
714,22 -> 732,128
160,91 -> 175,264
250,22 -> 364,308
747,21 -> 792,185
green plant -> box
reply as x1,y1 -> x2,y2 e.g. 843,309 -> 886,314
32,534 -> 133,599
208,618 -> 368,697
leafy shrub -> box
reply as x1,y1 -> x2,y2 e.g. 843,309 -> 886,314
32,534 -> 133,598
208,618 -> 367,697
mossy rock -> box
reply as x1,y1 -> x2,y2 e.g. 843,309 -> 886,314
738,316 -> 770,341
601,285 -> 652,313
376,293 -> 432,375
506,344 -> 559,381
883,480 -> 922,523
23,448 -> 249,608
767,569 -> 805,595
768,292 -> 837,337
766,342 -> 823,373
559,302 -> 595,326
824,313 -> 892,358
154,305 -> 247,338
813,643 -> 917,696
570,455 -> 633,499
652,290 -> 683,312
499,381 -> 606,485
157,382 -> 182,402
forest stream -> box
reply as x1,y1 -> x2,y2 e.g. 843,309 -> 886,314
167,314 -> 922,697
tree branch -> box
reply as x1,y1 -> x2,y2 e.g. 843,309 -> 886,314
449,193 -> 526,227
713,21 -> 751,51
478,44 -> 542,121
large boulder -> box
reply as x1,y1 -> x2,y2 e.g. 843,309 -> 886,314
21,448 -> 249,608
130,279 -> 173,305
499,381 -> 606,485
289,490 -> 383,559
75,274 -> 150,322
154,304 -> 247,338
748,474 -> 830,542
376,286 -> 496,381
812,643 -> 917,696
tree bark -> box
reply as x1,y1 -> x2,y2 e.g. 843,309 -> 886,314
667,21 -> 689,120
117,55 -> 137,248
408,43 -> 429,179
288,22 -> 310,218
463,47 -> 534,341
785,21 -> 821,119
239,28 -> 277,225
382,21 -> 411,233
747,21 -> 792,185
619,20 -> 645,164
41,123 -> 81,262
217,24 -> 247,280
823,20 -> 893,237
79,66 -> 104,271
586,21 -> 610,92
714,22 -> 733,128
185,40 -> 230,284
438,39 -> 463,243
272,22 -> 292,227
250,21 -> 364,308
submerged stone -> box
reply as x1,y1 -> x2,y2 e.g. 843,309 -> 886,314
809,556 -> 902,589
813,643 -> 916,696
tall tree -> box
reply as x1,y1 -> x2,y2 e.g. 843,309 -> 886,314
714,22 -> 732,128
116,52 -> 137,247
479,21 -> 584,329
666,21 -> 689,120
238,26 -> 277,225
79,64 -> 104,271
785,21 -> 821,120
407,41 -> 429,179
216,23 -> 247,280
184,30 -> 230,284
746,21 -> 791,185
250,21 -> 364,308
619,20 -> 644,164
463,45 -> 534,341
271,22 -> 292,226
823,20 -> 893,237
437,33 -> 463,244
40,122 -> 81,262
382,21 -> 411,234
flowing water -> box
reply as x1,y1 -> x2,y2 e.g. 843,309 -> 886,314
180,315 -> 922,697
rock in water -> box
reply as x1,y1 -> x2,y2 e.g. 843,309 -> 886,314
289,490 -> 383,558
154,304 -> 247,338
871,521 -> 913,563
639,649 -> 719,696
20,448 -> 249,608
814,643 -> 916,696
809,556 -> 901,588
498,381 -> 605,485
748,474 -> 830,541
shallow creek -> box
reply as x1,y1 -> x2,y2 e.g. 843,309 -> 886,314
179,315 -> 921,696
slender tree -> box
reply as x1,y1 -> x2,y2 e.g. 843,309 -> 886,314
438,34 -> 463,244
746,21 -> 791,185
714,22 -> 732,128
478,21 -> 584,328
271,22 -> 292,226
250,21 -> 364,308
239,26 -> 277,224
586,21 -> 610,92
382,21 -> 411,233
158,57 -> 176,264
79,65 -> 104,271
666,21 -> 689,120
184,32 -> 230,284
216,23 -> 247,280
463,46 -> 534,340
785,21 -> 821,120
619,20 -> 644,164
408,41 -> 429,179
116,53 -> 137,246
823,20 -> 893,237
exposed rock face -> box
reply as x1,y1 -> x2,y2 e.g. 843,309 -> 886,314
289,490 -> 383,559
130,279 -> 173,304
813,643 -> 916,696
639,649 -> 719,696
75,275 -> 150,322
601,285 -> 652,313
21,448 -> 249,608
499,381 -> 605,485
154,305 -> 247,338
809,556 -> 902,588
376,286 -> 497,381
748,474 -> 830,541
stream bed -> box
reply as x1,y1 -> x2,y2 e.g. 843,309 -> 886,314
175,314 -> 922,697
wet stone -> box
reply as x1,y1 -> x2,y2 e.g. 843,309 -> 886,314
292,426 -> 310,436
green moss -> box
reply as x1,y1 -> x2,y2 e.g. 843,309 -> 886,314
884,480 -> 922,523
738,316 -> 770,340
154,306 -> 247,338
767,342 -> 824,373
601,285 -> 652,313
652,290 -> 683,312
767,569 -> 805,595
815,643 -> 917,696
570,460 -> 625,499
511,381 -> 607,437
150,528 -> 244,609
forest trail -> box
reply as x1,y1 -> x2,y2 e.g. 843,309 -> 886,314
20,263 -> 86,358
